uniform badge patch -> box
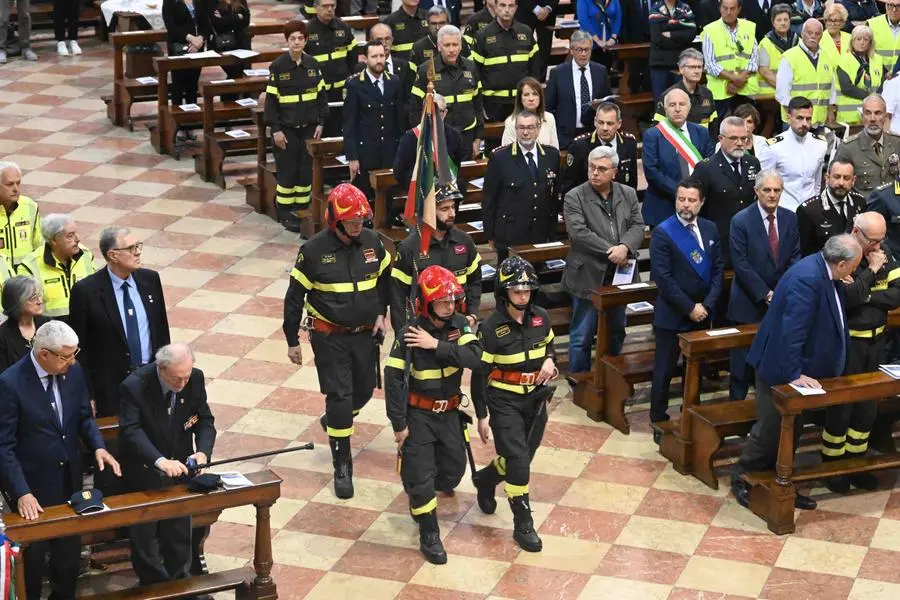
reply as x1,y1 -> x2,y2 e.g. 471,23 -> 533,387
690,250 -> 703,264
531,316 -> 544,327
18,229 -> 26,240
321,253 -> 336,264
434,73 -> 441,81
566,153 -> 574,167
279,73 -> 291,80
308,69 -> 318,77
396,23 -> 406,30
183,414 -> 199,431
447,329 -> 461,341
486,36 -> 496,43
463,71 -> 473,78
424,49 -> 433,58
517,33 -> 527,41
454,244 -> 466,254
495,325 -> 510,337
363,248 -> 377,263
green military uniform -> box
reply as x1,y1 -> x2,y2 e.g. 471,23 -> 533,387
16,243 -> 95,319
833,131 -> 900,198
0,196 -> 42,267
470,19 -> 539,121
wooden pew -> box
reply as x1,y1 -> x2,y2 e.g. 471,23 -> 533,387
4,470 -> 282,599
106,30 -> 169,129
307,136 -> 350,233
246,107 -> 277,219
607,43 -> 654,134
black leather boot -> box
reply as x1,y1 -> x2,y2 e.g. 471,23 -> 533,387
509,493 -> 542,552
473,465 -> 501,514
330,436 -> 354,499
416,510 -> 447,565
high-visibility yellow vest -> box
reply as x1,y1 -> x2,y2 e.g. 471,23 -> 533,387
869,15 -> 900,71
757,35 -> 790,97
0,196 -> 42,267
703,18 -> 759,100
16,243 -> 95,318
835,53 -> 884,125
820,30 -> 851,64
0,256 -> 11,291
780,46 -> 835,124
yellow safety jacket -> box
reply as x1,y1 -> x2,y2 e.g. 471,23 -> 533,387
780,46 -> 834,124
703,18 -> 759,100
756,35 -> 788,97
869,15 -> 900,72
16,243 -> 96,318
835,52 -> 884,125
0,196 -> 43,267
820,30 -> 851,64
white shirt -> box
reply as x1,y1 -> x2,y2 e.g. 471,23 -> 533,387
775,42 -> 819,108
385,56 -> 394,75
757,129 -> 828,211
759,202 -> 777,237
886,76 -> 900,134
825,260 -> 846,330
367,70 -> 383,93
30,352 -> 62,424
572,60 -> 593,129
520,144 -> 538,168
676,215 -> 705,250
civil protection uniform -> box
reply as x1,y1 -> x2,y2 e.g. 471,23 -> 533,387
264,52 -> 329,223
757,130 -> 828,212
306,16 -> 358,134
0,196 -> 43,267
562,130 -> 638,195
796,187 -> 865,255
834,52 -> 884,126
868,14 -> 900,75
16,243 -> 95,319
471,257 -> 554,553
471,19 -> 540,122
778,45 -> 835,123
702,18 -> 759,104
756,31 -> 795,97
282,185 -> 390,498
833,131 -> 900,198
381,7 -> 428,62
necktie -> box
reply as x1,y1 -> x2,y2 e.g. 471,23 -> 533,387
168,391 -> 177,422
121,281 -> 143,367
46,374 -> 62,426
767,214 -> 779,260
579,67 -> 590,116
875,141 -> 883,163
731,160 -> 741,177
688,223 -> 702,248
836,201 -> 845,220
376,79 -> 383,95
526,151 -> 538,180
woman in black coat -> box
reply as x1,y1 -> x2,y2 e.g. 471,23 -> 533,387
162,0 -> 205,116
0,276 -> 50,374
204,0 -> 251,100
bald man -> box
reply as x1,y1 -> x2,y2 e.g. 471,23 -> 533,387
775,19 -> 835,126
360,24 -> 416,101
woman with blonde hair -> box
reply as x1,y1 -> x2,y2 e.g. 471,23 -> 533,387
501,76 -> 559,149
820,2 -> 850,63
833,25 -> 883,125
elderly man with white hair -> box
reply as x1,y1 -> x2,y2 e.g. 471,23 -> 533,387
0,161 -> 43,267
16,213 -> 95,320
0,320 -> 120,599
119,342 -> 216,587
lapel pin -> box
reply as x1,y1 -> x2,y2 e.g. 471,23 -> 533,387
148,294 -> 154,304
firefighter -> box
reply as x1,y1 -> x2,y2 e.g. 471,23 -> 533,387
381,0 -> 428,62
305,0 -> 357,134
283,184 -> 391,499
471,256 -> 556,553
384,265 -> 482,564
264,20 -> 329,233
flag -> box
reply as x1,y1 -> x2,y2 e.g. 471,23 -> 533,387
404,92 -> 438,255
0,538 -> 18,600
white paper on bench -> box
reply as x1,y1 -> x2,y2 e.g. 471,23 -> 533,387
459,203 -> 479,210
469,221 -> 484,231
612,259 -> 636,285
335,155 -> 349,165
469,177 -> 484,189
226,129 -> 251,139
244,68 -> 270,77
705,328 -> 741,337
533,241 -> 564,248
879,364 -> 900,379
223,49 -> 259,59
236,98 -> 258,107
788,384 -> 826,396
616,282 -> 650,290
210,79 -> 235,84
187,50 -> 221,59
545,259 -> 566,269
626,301 -> 653,313
179,103 -> 201,112
136,76 -> 158,84
481,264 -> 496,278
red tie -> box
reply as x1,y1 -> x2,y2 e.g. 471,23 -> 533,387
767,214 -> 779,261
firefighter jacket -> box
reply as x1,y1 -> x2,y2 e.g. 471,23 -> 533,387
305,17 -> 358,93
842,253 -> 900,334
264,52 -> 329,133
410,54 -> 484,136
471,20 -> 539,102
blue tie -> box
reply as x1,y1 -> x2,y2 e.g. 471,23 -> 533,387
46,374 -> 62,426
121,281 -> 143,367
526,151 -> 538,180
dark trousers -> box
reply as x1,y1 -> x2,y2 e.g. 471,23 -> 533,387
309,330 -> 377,440
713,94 -> 753,121
272,125 -> 315,212
534,25 -> 553,82
460,128 -> 476,161
484,388 -> 549,496
729,346 -> 753,400
649,326 -> 683,422
650,68 -> 680,102
24,535 -> 80,600
483,99 -> 513,124
568,295 -> 626,373
171,68 -> 201,106
401,408 -> 467,513
736,373 -> 804,473
53,0 -> 79,41
129,516 -> 192,585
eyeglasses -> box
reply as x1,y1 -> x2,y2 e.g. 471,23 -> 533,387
858,228 -> 886,245
588,164 -> 613,173
825,18 -> 844,23
46,346 -> 81,363
516,125 -> 538,131
343,218 -> 364,227
571,46 -> 591,54
113,241 -> 143,255
26,293 -> 41,303
722,135 -> 750,143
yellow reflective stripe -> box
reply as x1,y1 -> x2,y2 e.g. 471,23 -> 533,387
294,184 -> 312,192
465,254 -> 482,275
385,356 -> 406,370
493,456 -> 507,475
457,333 -> 477,345
822,431 -> 846,444
491,346 -> 548,365
488,380 -> 530,393
378,252 -> 391,275
312,277 -> 379,293
482,89 -> 514,97
326,425 -> 354,437
322,80 -> 347,91
411,86 -> 426,98
411,366 -> 459,380
544,330 -> 555,344
481,350 -> 495,364
463,117 -> 477,131
821,446 -> 845,456
266,85 -> 279,96
849,326 -> 885,338
277,185 -> 295,193
528,43 -> 538,58
352,409 -> 360,416
410,497 -> 437,515
301,91 -> 319,101
279,95 -> 301,103
505,482 -> 528,497
318,79 -> 326,91
312,49 -> 349,61
463,34 -> 475,46
887,268 -> 900,283
847,428 -> 870,440
393,42 -> 414,52
291,267 -> 313,290
391,267 -> 413,285
470,50 -> 485,63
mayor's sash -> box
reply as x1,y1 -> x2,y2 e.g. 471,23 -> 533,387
656,119 -> 702,174
659,216 -> 711,284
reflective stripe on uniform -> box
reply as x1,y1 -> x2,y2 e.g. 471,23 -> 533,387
393,42 -> 414,52
504,482 -> 528,497
391,267 -> 413,285
410,497 -> 437,515
326,425 -> 354,437
291,267 -> 314,290
493,456 -> 507,475
490,345 -> 549,365
457,333 -> 477,345
385,356 -> 406,370
822,430 -> 846,444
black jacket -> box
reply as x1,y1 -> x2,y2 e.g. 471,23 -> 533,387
306,16 -> 357,92
380,7 -> 428,62
0,315 -> 49,374
264,52 -> 329,133
204,0 -> 250,51
163,0 -> 201,53
843,254 -> 900,331
342,70 -> 404,170
409,54 -> 483,135
472,20 -> 540,101
797,189 -> 866,256
394,125 -> 464,190
648,0 -> 697,69
563,130 -> 638,194
119,364 -> 216,492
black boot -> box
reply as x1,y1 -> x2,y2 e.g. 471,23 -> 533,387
330,436 -> 354,499
277,205 -> 302,233
821,454 -> 850,495
509,493 -> 542,552
473,465 -> 501,514
416,510 -> 447,565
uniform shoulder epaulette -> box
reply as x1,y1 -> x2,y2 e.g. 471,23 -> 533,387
572,132 -> 591,143
811,132 -> 826,141
622,132 -> 636,140
876,181 -> 893,191
766,135 -> 783,145
491,144 -> 513,157
799,196 -> 818,208
885,130 -> 900,140
844,131 -> 861,143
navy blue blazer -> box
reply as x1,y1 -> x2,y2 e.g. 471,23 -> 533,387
544,60 -> 612,149
342,70 -> 404,171
641,122 -> 715,226
420,0 -> 462,24
727,204 -> 801,324
747,253 -> 849,385
0,355 -> 104,505
649,216 -> 725,330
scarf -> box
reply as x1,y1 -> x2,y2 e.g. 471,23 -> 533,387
765,29 -> 797,54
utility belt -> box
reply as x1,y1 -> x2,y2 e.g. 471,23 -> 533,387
408,392 -> 461,413
489,368 -> 541,386
305,316 -> 374,335
849,325 -> 886,339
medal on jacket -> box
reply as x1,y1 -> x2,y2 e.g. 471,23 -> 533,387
691,250 -> 703,264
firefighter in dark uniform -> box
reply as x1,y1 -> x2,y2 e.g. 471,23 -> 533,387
265,20 -> 329,233
410,6 -> 471,67
868,163 -> 900,263
381,0 -> 428,63
306,0 -> 358,135
390,187 -> 482,332
562,102 -> 638,195
483,110 -> 561,262
822,212 -> 900,493
462,0 -> 495,46
471,257 -> 556,553
471,0 -> 539,122
410,25 -> 483,159
299,0 -> 316,19
283,184 -> 391,499
385,265 -> 482,564
796,159 -> 866,256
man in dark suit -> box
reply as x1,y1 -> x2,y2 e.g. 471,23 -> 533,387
694,115 -> 762,268
563,102 -> 638,194
119,343 -> 216,587
68,226 -> 171,419
0,321 -> 120,600
642,88 -> 716,226
483,110 -> 561,262
649,178 -> 726,427
732,234 -> 863,511
515,0 -> 558,80
545,30 -> 612,149
343,40 -> 405,199
420,0 -> 462,26
362,24 -> 417,110
727,170 -> 801,399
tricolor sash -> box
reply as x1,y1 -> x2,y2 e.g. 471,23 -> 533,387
659,216 -> 711,284
656,119 -> 702,174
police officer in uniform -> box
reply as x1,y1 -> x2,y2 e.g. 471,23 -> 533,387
562,102 -> 638,195
390,187 -> 481,332
483,110 -> 561,262
0,162 -> 43,268
306,0 -> 358,135
694,116 -> 761,268
471,257 -> 557,553
471,0 -> 539,122
265,20 -> 329,233
385,265 -> 482,564
410,25 -> 483,159
361,24 -> 417,104
381,0 -> 428,62
463,0 -> 496,46
833,94 -> 900,198
283,184 -> 391,499
797,158 -> 865,255
16,214 -> 95,321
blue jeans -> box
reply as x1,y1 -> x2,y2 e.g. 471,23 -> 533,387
568,296 -> 626,373
650,69 -> 681,103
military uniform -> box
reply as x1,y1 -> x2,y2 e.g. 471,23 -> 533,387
264,52 -> 329,218
306,16 -> 358,134
796,188 -> 866,256
483,142 -> 560,261
869,180 -> 900,262
16,243 -> 95,319
463,7 -> 494,46
757,130 -> 829,212
471,20 -> 539,121
653,80 -> 718,131
833,131 -> 900,198
381,7 -> 428,62
389,230 -> 482,331
562,131 -> 638,196
0,196 -> 43,267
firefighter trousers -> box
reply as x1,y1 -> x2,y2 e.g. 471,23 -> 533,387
484,387 -> 551,497
401,408 -> 467,515
272,124 -> 314,212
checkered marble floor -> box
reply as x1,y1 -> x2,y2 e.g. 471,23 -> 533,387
5,10 -> 900,600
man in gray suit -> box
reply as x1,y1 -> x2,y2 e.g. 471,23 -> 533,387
562,146 -> 646,374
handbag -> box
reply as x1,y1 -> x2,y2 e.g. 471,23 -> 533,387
209,14 -> 238,52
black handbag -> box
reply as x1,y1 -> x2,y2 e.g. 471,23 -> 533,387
209,17 -> 238,52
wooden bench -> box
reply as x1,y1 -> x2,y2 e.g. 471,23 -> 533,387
607,43 -> 654,134
106,30 -> 168,130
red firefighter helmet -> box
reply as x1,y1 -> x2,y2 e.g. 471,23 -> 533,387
326,183 -> 372,231
416,265 -> 465,317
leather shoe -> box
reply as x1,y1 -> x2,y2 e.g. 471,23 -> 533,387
794,492 -> 817,510
731,476 -> 750,509
825,476 -> 850,495
850,472 -> 879,490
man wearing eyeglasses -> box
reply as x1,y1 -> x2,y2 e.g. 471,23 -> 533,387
868,1 -> 900,71
653,49 -> 718,132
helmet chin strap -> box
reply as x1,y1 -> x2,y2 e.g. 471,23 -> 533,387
428,305 -> 454,323
336,221 -> 363,244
